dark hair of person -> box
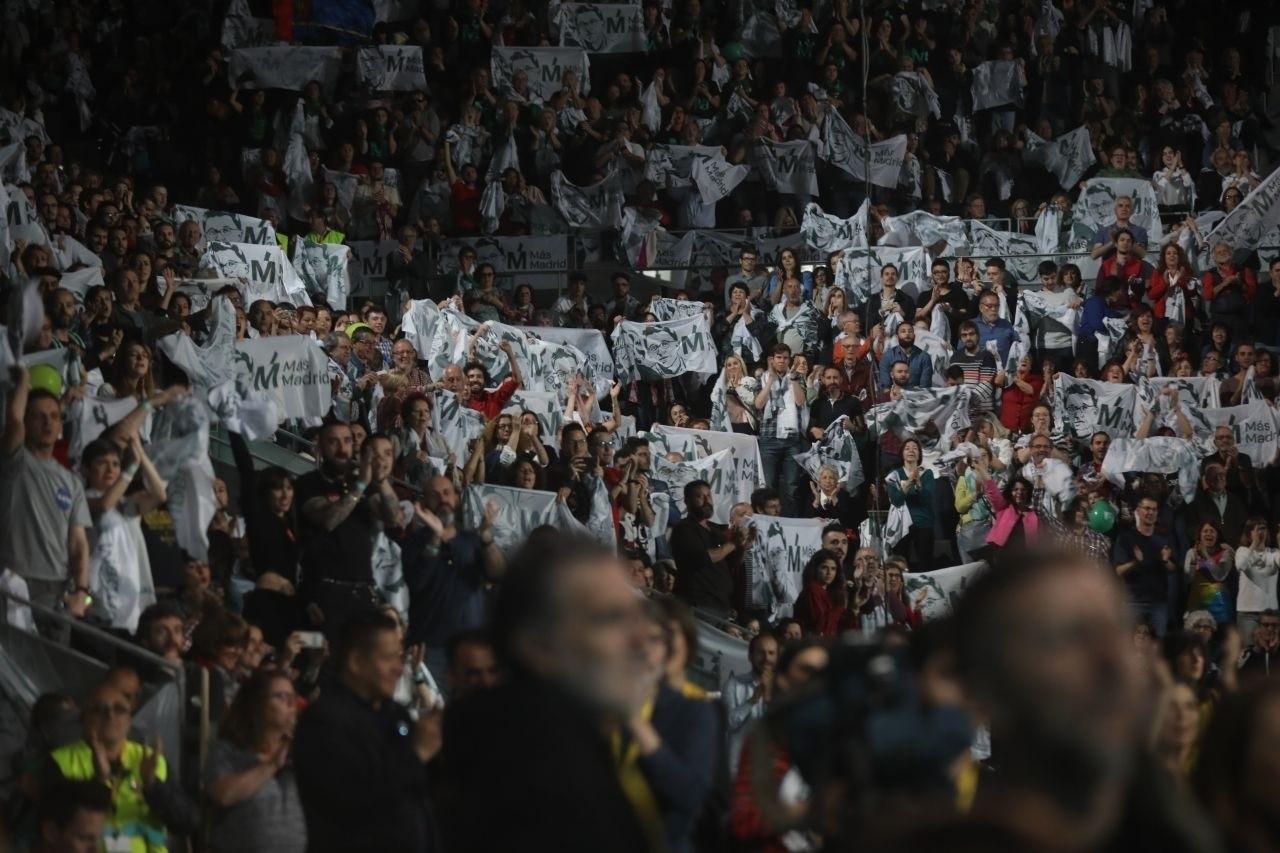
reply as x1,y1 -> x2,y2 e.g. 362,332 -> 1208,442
445,628 -> 494,667
37,779 -> 112,832
652,595 -> 699,662
137,600 -> 185,638
491,535 -> 616,669
219,668 -> 293,752
333,607 -> 401,670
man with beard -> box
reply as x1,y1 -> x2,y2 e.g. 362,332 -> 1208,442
440,535 -> 651,853
43,288 -> 85,353
671,480 -> 747,617
1238,610 -> 1280,681
462,335 -> 523,419
295,423 -> 404,638
403,475 -> 505,694
885,549 -> 1208,852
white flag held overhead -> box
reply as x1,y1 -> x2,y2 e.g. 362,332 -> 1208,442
1023,125 -> 1095,189
878,210 -> 966,253
611,315 -> 718,381
753,139 -> 819,196
801,201 -> 869,252
1207,165 -> 1280,253
356,46 -> 427,91
818,110 -> 907,188
970,60 -> 1025,111
550,169 -> 624,229
690,155 -> 748,204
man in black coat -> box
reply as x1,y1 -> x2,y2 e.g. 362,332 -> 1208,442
439,535 -> 652,853
293,609 -> 439,852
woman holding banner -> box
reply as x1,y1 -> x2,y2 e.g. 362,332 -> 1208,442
886,439 -> 938,570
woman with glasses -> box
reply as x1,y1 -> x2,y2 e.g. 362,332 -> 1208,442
205,669 -> 306,853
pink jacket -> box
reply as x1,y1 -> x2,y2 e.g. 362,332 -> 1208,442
982,479 -> 1041,548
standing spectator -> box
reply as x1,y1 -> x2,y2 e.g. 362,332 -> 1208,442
293,610 -> 439,852
205,669 -> 306,853
1237,519 -> 1280,648
671,480 -> 743,617
887,439 -> 937,570
972,290 -> 1017,364
753,345 -> 808,516
385,224 -> 436,303
950,320 -> 1001,415
0,367 -> 91,637
878,322 -> 934,388
722,632 -> 778,773
1115,495 -> 1180,636
792,549 -> 850,637
294,424 -> 403,638
1202,241 -> 1256,346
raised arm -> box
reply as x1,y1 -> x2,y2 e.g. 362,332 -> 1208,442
3,366 -> 29,456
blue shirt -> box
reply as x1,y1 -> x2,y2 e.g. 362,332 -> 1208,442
760,269 -> 814,302
878,344 -> 934,388
974,317 -> 1017,363
1078,295 -> 1124,342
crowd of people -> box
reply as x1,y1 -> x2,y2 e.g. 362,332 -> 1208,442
5,0 -> 1280,851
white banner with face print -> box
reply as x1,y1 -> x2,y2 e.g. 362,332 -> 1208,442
801,200 -> 869,252
1135,376 -> 1221,433
221,0 -> 276,49
891,70 -> 941,119
491,46 -> 590,101
1188,400 -> 1280,469
649,424 -> 764,519
1068,178 -> 1164,250
749,515 -> 828,614
432,389 -> 486,462
643,145 -> 725,189
819,110 -> 907,188
1100,437 -> 1206,504
462,483 -> 562,557
649,297 -> 708,322
200,240 -> 310,306
551,169 -> 623,230
70,395 -> 140,461
612,314 -> 718,381
753,139 -> 818,196
833,245 -> 930,303
879,210 -> 967,253
690,155 -> 749,204
867,386 -> 970,442
1053,375 -> 1136,440
651,449 -> 738,523
506,390 -> 565,452
1023,125 -> 1095,189
228,47 -> 343,94
356,46 -> 427,91
232,336 -> 331,422
436,235 -> 569,289
530,326 -> 614,397
903,561 -> 987,621
969,221 -> 1046,285
291,239 -> 351,309
172,205 -> 278,246
793,417 -> 865,493
1207,164 -> 1280,252
554,3 -> 645,51
970,60 -> 1024,111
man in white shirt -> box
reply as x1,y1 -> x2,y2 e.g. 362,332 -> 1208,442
721,632 -> 778,772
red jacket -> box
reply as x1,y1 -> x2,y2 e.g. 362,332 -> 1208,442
466,377 -> 519,420
793,580 -> 844,637
1146,267 -> 1197,319
999,374 -> 1044,433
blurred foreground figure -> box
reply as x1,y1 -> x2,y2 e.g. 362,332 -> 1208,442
440,535 -> 652,853
884,549 -> 1216,852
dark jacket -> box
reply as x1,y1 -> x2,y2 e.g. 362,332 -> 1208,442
644,685 -> 719,853
293,681 -> 435,853
1184,490 -> 1249,552
439,675 -> 648,853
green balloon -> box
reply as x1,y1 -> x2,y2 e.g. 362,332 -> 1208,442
1087,500 -> 1117,534
28,363 -> 63,398
721,42 -> 745,62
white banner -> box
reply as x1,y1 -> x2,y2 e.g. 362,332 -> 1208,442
891,70 -> 941,119
1193,400 -> 1280,469
232,336 -> 330,421
71,395 -> 139,461
753,139 -> 818,196
291,239 -> 350,309
356,46 -> 427,91
1101,437 -> 1205,504
652,449 -> 739,523
690,155 -> 748,204
1023,125 -> 1095,189
347,239 -> 405,297
867,386 -> 970,441
431,389 -> 486,462
506,390 -> 564,452
611,315 -> 718,381
491,46 -> 590,101
436,235 -> 570,283
970,221 -> 1046,284
903,561 -> 987,621
819,110 -> 906,188
793,417 -> 865,493
650,424 -> 765,521
200,240 -> 310,306
221,0 -> 275,49
228,47 -> 343,94
1068,178 -> 1164,250
833,245 -> 930,303
462,483 -> 563,556
801,200 -> 869,252
1053,375 -> 1136,439
1135,376 -> 1221,433
879,210 -> 966,253
970,60 -> 1024,111
551,169 -> 623,230
529,326 -> 614,397
1207,164 -> 1280,252
555,3 -> 645,52
171,205 -> 278,246
748,515 -> 827,616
